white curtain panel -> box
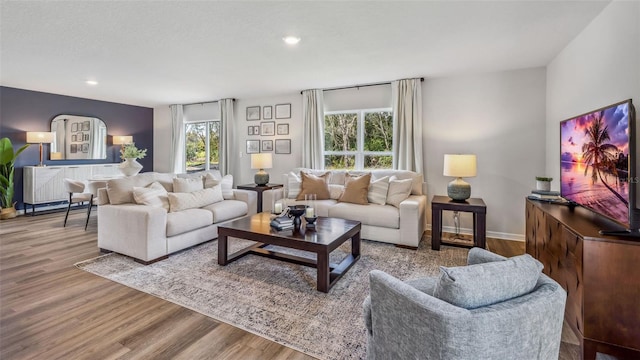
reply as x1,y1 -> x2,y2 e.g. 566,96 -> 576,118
392,78 -> 423,173
302,89 -> 325,169
219,98 -> 235,176
169,104 -> 185,173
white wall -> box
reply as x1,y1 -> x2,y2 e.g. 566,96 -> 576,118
153,106 -> 172,172
424,68 -> 547,239
546,0 -> 640,209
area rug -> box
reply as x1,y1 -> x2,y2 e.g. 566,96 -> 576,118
76,238 -> 469,360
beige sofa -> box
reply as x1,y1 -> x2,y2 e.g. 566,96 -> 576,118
97,171 -> 257,264
263,168 -> 427,248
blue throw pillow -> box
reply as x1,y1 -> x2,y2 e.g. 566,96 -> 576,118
433,253 -> 543,309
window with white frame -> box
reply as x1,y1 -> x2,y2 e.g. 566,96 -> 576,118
323,108 -> 393,169
185,120 -> 220,173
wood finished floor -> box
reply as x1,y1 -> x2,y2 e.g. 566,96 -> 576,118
1,211 -> 578,359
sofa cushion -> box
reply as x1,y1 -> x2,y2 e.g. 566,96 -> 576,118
386,178 -> 413,207
168,186 -> 224,212
296,171 -> 331,200
339,173 -> 371,205
173,177 -> 204,193
201,199 -> 248,223
132,182 -> 169,211
433,253 -> 544,309
328,184 -> 344,200
286,172 -> 302,199
150,172 -> 175,192
166,208 -> 213,237
368,176 -> 390,205
106,174 -> 160,205
328,202 -> 399,229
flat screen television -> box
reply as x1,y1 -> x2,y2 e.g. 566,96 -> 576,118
560,99 -> 640,237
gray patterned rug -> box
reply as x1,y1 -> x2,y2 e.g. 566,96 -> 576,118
76,238 -> 469,360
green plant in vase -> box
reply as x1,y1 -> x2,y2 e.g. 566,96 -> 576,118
119,143 -> 147,177
0,137 -> 30,219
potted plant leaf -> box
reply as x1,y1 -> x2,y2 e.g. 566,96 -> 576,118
0,138 -> 30,219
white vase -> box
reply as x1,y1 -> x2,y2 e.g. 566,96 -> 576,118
119,158 -> 143,176
536,180 -> 551,192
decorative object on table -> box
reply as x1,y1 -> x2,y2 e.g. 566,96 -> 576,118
260,121 -> 275,136
251,153 -> 272,186
119,143 -> 147,176
246,106 -> 260,120
263,106 -> 272,120
287,204 -> 307,229
270,214 -> 294,230
443,154 -> 477,201
529,189 -> 560,200
26,131 -> 54,167
261,140 -> 273,152
275,139 -> 291,154
246,140 -> 260,154
275,103 -> 291,119
0,137 -> 29,219
277,123 -> 289,135
535,176 -> 553,192
304,193 -> 317,227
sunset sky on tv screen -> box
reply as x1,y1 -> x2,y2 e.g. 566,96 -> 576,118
560,102 -> 630,225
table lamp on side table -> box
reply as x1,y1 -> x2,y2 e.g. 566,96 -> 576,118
443,154 -> 477,201
251,153 -> 273,186
26,131 -> 54,167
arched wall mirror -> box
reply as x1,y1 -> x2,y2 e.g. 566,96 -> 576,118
50,115 -> 107,160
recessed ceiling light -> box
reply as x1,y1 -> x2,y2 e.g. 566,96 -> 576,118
86,80 -> 98,86
283,36 -> 301,45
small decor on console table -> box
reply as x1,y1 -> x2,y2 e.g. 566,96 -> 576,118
535,176 -> 553,192
119,143 -> 147,176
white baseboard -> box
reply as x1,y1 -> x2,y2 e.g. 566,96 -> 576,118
426,224 -> 525,242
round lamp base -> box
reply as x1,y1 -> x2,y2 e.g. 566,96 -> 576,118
447,178 -> 471,201
254,172 -> 269,186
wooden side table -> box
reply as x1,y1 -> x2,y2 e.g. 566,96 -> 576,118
236,183 -> 283,213
431,195 -> 487,250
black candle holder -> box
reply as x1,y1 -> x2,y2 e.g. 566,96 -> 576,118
288,205 -> 307,229
305,216 -> 317,228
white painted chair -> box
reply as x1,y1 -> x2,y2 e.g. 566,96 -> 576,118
63,178 -> 92,228
85,180 -> 106,230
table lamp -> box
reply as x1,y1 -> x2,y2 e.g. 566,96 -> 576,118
443,154 -> 477,201
251,153 -> 272,186
113,135 -> 133,145
26,131 -> 54,167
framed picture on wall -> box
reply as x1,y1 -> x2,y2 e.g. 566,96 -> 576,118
263,106 -> 272,120
261,121 -> 275,136
82,121 -> 90,131
70,144 -> 77,153
72,135 -> 77,142
81,143 -> 89,153
277,123 -> 289,135
261,140 -> 273,152
71,123 -> 78,132
275,139 -> 291,154
246,106 -> 260,121
248,126 -> 254,135
246,140 -> 260,154
275,103 -> 291,119
253,125 -> 260,135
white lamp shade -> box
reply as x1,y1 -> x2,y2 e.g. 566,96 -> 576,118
251,153 -> 273,169
113,135 -> 133,145
26,131 -> 54,143
443,154 -> 477,177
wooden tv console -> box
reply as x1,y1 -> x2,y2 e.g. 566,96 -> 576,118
525,199 -> 640,359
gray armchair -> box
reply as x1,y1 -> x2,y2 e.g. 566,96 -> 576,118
363,248 -> 567,360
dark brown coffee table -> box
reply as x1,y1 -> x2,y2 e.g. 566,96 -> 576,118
217,213 -> 361,292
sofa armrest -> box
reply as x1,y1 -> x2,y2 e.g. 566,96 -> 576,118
97,188 -> 110,205
232,189 -> 257,215
398,194 -> 427,247
263,188 -> 285,213
97,204 -> 168,262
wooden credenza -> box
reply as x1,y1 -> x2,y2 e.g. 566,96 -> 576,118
23,164 -> 121,211
525,199 -> 640,360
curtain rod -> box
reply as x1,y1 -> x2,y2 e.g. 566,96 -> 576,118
300,77 -> 424,94
181,98 -> 236,107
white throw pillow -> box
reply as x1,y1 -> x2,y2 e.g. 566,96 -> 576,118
132,182 -> 169,211
220,174 -> 234,200
204,172 -> 220,188
286,172 -> 302,199
368,176 -> 390,205
328,184 -> 344,200
386,177 -> 413,208
173,177 -> 204,193
168,186 -> 224,212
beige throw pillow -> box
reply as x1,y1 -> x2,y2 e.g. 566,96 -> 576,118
132,182 -> 169,211
296,172 -> 331,200
368,176 -> 390,205
386,177 -> 413,207
173,177 -> 204,193
338,173 -> 371,205
168,186 -> 224,212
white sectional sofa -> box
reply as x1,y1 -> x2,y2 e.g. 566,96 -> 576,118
97,171 -> 257,264
263,168 -> 427,248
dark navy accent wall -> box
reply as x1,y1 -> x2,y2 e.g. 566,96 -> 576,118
0,86 -> 154,210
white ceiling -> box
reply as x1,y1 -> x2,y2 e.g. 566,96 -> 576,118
1,1 -> 610,108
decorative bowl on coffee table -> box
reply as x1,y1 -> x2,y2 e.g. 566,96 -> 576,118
288,205 -> 307,228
